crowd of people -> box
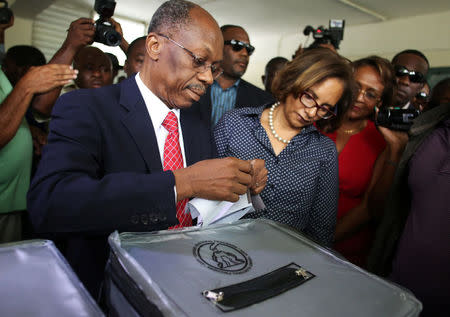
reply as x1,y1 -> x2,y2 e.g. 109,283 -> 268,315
0,0 -> 449,315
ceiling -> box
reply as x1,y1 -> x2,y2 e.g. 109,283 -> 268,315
12,0 -> 450,37
67,0 -> 449,38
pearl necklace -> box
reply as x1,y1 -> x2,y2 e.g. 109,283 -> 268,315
268,102 -> 290,144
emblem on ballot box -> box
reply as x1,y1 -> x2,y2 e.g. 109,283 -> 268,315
193,240 -> 252,274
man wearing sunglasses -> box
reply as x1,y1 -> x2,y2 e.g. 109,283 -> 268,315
190,24 -> 274,128
391,49 -> 429,110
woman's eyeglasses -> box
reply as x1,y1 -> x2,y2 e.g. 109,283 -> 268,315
158,33 -> 223,79
299,91 -> 337,119
356,85 -> 381,104
394,65 -> 425,84
224,39 -> 255,56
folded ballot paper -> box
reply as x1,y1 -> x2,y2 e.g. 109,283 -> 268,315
188,192 -> 266,227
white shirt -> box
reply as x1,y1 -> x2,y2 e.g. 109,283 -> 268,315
135,73 -> 187,168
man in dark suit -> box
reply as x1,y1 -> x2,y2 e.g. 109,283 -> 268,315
27,0 -> 266,298
189,24 -> 275,128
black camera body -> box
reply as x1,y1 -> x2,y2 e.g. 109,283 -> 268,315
376,108 -> 420,131
0,0 -> 13,25
303,19 -> 345,49
94,0 -> 121,47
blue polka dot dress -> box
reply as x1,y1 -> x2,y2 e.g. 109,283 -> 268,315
213,105 -> 338,246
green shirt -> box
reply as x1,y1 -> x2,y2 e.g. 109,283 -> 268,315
0,70 -> 33,213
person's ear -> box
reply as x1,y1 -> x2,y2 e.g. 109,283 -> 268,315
146,33 -> 161,61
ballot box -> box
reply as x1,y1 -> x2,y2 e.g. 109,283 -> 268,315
104,219 -> 421,317
0,239 -> 104,317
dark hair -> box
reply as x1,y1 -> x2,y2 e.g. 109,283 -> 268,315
272,48 -> 355,131
220,24 -> 243,33
352,55 -> 396,109
147,0 -> 195,36
392,49 -> 430,69
265,56 -> 288,74
5,45 -> 46,67
106,52 -> 120,71
428,77 -> 450,110
126,36 -> 147,58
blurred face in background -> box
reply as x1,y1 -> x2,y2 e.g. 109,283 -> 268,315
124,38 -> 146,78
74,47 -> 112,89
348,65 -> 384,121
221,27 -> 251,79
392,53 -> 428,106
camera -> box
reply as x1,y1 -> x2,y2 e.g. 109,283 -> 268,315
94,0 -> 121,47
303,19 -> 345,49
376,108 -> 420,131
0,0 -> 13,25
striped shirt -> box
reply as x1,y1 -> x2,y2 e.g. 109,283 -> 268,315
210,79 -> 240,127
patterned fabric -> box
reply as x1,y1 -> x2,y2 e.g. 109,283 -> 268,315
162,111 -> 191,228
210,79 -> 240,127
213,106 -> 338,246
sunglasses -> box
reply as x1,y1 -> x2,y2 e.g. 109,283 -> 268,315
416,91 -> 429,101
224,39 -> 255,56
394,65 -> 425,83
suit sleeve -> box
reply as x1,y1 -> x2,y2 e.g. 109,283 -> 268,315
27,93 -> 178,235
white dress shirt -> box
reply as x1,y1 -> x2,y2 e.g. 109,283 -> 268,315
135,73 -> 187,168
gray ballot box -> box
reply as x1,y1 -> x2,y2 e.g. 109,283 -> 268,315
0,239 -> 104,317
105,219 -> 421,317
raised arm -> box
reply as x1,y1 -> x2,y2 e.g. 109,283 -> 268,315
368,126 -> 409,220
31,18 -> 95,116
0,64 -> 77,148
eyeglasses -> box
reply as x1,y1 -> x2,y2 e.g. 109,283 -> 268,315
394,65 -> 425,83
299,91 -> 337,119
356,85 -> 381,104
158,33 -> 223,79
224,39 -> 255,56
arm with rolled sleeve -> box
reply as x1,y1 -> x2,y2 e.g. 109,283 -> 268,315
27,91 -> 177,235
304,146 -> 339,247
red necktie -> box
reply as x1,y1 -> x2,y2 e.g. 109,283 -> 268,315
162,111 -> 192,228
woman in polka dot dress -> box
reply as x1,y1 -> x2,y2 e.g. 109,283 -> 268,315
213,48 -> 355,246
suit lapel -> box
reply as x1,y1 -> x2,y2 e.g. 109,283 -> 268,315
119,78 -> 162,173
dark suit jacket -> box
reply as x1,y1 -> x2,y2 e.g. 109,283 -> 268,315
188,79 -> 275,128
27,77 -> 215,297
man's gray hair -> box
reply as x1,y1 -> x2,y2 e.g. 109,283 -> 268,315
147,0 -> 196,35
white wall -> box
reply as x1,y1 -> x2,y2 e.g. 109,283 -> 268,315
244,10 -> 450,88
4,16 -> 33,49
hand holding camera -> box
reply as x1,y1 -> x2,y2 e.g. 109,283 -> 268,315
94,0 -> 122,46
64,18 -> 96,53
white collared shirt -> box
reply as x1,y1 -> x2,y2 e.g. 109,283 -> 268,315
135,73 -> 187,168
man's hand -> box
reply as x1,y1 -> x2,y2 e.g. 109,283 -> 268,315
108,18 -> 129,54
249,159 -> 268,195
174,157 -> 253,202
63,18 -> 95,52
0,14 -> 14,32
20,64 -> 78,95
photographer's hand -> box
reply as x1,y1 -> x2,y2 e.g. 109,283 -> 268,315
30,18 -> 95,117
63,18 -> 95,54
108,18 -> 129,54
0,14 -> 14,47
